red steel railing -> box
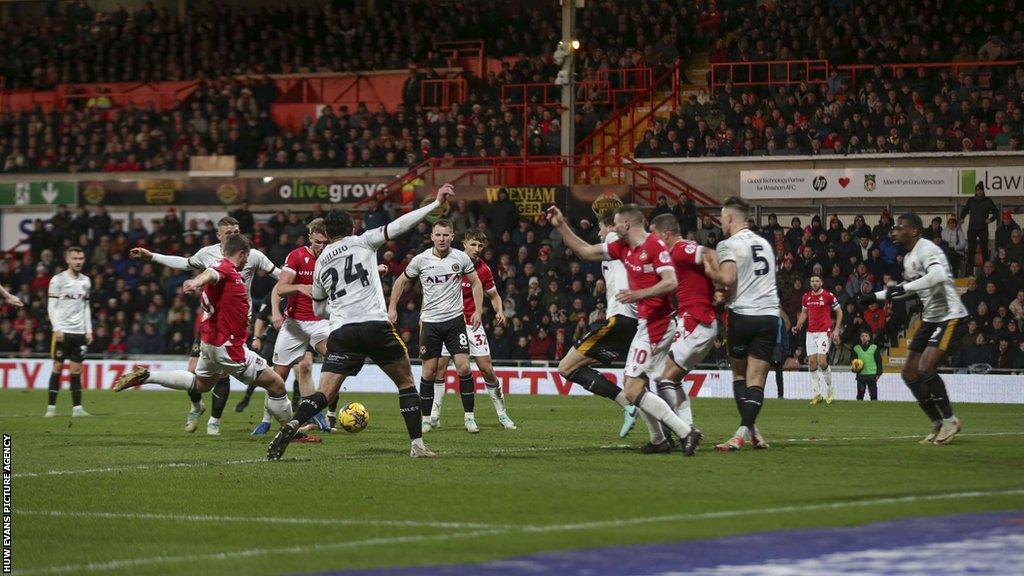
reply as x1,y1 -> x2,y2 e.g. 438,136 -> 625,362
420,77 -> 468,109
710,59 -> 829,93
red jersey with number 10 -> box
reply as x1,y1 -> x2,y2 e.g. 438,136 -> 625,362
802,289 -> 839,332
200,258 -> 250,353
282,246 -> 319,321
605,234 -> 675,339
461,258 -> 495,323
669,239 -> 716,326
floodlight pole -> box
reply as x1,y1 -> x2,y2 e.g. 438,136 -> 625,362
560,0 -> 577,186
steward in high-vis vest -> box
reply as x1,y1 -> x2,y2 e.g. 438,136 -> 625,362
853,331 -> 883,401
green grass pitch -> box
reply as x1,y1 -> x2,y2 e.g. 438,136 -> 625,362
4,389 -> 1023,575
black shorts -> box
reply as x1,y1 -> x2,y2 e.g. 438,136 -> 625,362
322,321 -> 409,376
573,314 -> 639,364
907,317 -> 969,355
419,316 -> 469,360
726,312 -> 780,362
52,333 -> 87,363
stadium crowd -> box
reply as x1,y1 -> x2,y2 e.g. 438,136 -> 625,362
2,0 -> 1022,174
2,197 -> 1023,371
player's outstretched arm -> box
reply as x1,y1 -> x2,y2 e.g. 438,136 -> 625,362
129,247 -> 191,270
616,268 -> 677,303
546,206 -> 608,262
182,269 -> 220,294
379,183 -> 455,243
0,284 -> 23,308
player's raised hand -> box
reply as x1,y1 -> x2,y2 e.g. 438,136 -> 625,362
469,309 -> 483,331
546,206 -> 565,227
129,247 -> 153,261
436,183 -> 455,204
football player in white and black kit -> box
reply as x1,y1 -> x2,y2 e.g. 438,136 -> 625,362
556,210 -> 639,438
432,229 -> 517,431
267,184 -> 459,460
859,213 -> 967,445
130,216 -> 280,435
388,219 -> 485,434
705,197 -> 779,452
46,247 -> 92,418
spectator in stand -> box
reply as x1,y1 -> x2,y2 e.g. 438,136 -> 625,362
961,333 -> 996,368
959,182 -> 1000,271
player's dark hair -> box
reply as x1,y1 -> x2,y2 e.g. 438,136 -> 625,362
898,212 -> 924,233
463,229 -> 488,244
614,204 -> 645,225
324,209 -> 354,239
222,233 -> 251,256
65,246 -> 84,256
217,216 -> 239,228
722,196 -> 751,219
599,209 -> 616,227
650,213 -> 680,234
433,219 -> 453,231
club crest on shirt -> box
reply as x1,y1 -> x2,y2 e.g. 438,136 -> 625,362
659,251 -> 671,264
639,250 -> 648,261
452,263 -> 460,272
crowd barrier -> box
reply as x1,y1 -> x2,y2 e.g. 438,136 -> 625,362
1,358 -> 1020,404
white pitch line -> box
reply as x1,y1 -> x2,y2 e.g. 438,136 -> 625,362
515,487 -> 1024,533
18,509 -> 504,530
15,487 -> 1024,575
14,528 -> 508,576
14,431 -> 1024,479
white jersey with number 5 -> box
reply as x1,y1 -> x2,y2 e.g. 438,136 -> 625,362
312,227 -> 389,330
904,238 -> 968,322
602,232 -> 637,319
716,228 -> 780,317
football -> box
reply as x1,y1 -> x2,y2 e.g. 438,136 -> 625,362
339,402 -> 370,433
851,358 -> 865,373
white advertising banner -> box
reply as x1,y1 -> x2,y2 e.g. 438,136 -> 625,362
0,359 -> 1020,404
740,168 -> 955,199
956,167 -> 1024,197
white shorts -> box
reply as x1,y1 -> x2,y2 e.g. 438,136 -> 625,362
806,331 -> 831,356
196,342 -> 268,385
670,315 -> 718,371
624,317 -> 676,379
441,324 -> 490,357
273,318 -> 330,367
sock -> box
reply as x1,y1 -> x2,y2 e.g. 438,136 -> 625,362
47,372 -> 60,407
328,394 -> 339,414
823,365 -> 833,391
432,379 -> 445,417
676,390 -> 693,428
740,386 -> 765,429
485,378 -> 507,416
261,406 -> 272,424
656,379 -> 692,426
398,387 -> 423,440
922,374 -> 955,420
904,378 -> 942,422
208,417 -> 220,425
291,379 -> 301,410
566,367 -> 625,403
243,384 -> 257,402
419,378 -> 434,418
289,392 -> 326,427
459,373 -> 475,414
210,377 -> 230,419
732,378 -> 746,415
636,388 -> 691,439
149,370 -> 196,391
70,373 -> 83,407
266,393 -> 296,425
810,368 -> 821,396
639,405 -> 667,444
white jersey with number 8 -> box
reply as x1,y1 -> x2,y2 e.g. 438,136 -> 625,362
312,227 -> 389,330
716,228 -> 780,317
